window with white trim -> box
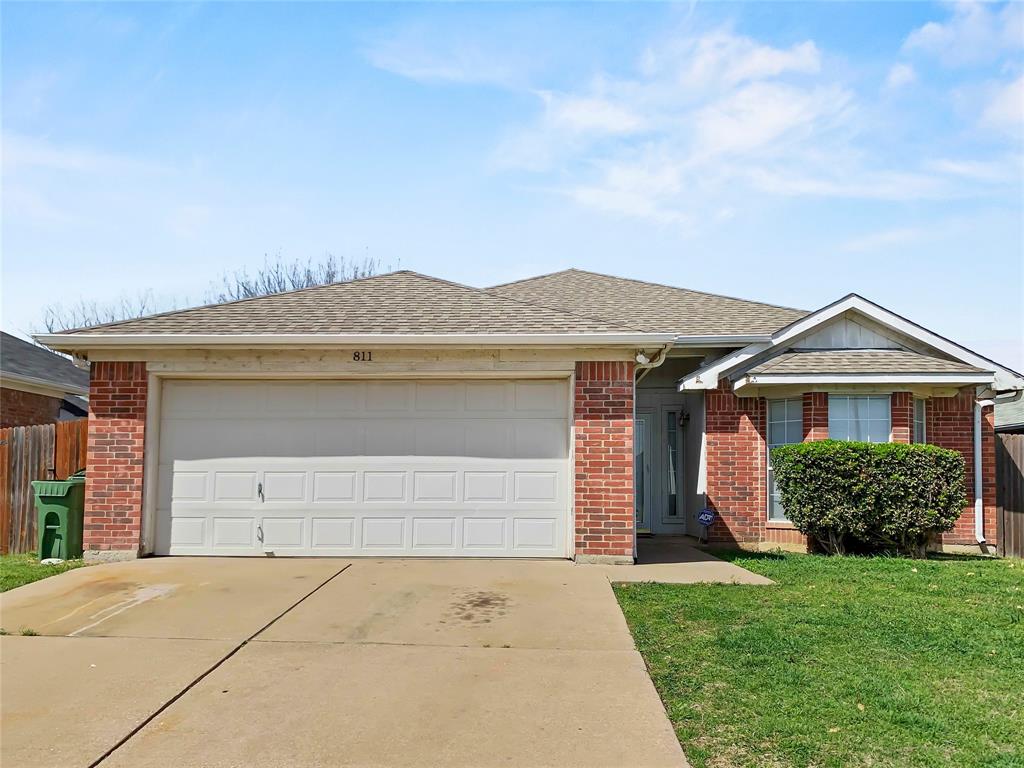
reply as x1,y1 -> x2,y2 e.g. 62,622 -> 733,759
767,398 -> 803,521
913,398 -> 927,443
828,395 -> 891,443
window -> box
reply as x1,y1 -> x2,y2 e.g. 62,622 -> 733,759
828,395 -> 891,443
665,411 -> 679,518
767,398 -> 803,521
913,398 -> 927,443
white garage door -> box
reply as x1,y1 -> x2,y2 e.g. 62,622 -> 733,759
155,379 -> 570,557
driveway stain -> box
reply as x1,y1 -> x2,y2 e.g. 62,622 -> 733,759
443,590 -> 511,626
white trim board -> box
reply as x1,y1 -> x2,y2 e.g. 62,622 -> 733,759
681,294 -> 1024,393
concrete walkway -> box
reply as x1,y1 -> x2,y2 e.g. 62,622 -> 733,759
0,551 -> 763,767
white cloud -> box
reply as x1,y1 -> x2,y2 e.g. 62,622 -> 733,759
885,63 -> 917,90
372,18 -> 1020,226
692,82 -> 851,160
841,226 -> 930,252
543,93 -> 646,136
640,31 -> 820,88
2,133 -> 167,175
981,74 -> 1024,135
903,2 -> 1024,66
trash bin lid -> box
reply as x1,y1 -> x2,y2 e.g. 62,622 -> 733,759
32,480 -> 76,497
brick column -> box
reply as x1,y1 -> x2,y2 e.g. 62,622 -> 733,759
704,383 -> 766,546
85,362 -> 148,560
891,391 -> 913,443
930,389 -> 996,550
574,361 -> 634,564
802,392 -> 828,441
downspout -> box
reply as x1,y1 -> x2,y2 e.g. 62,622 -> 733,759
974,390 -> 995,545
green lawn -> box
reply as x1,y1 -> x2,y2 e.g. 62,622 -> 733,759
0,552 -> 87,592
615,552 -> 1024,768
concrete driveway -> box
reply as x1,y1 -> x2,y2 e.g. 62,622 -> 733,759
1,557 -> 692,768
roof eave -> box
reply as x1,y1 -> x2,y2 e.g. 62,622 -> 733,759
36,332 -> 676,354
732,371 -> 995,393
0,371 -> 90,397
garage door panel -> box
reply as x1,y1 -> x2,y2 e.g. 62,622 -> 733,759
156,379 -> 569,557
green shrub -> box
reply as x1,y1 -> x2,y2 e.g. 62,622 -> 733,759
771,440 -> 967,557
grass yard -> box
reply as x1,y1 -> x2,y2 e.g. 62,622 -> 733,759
0,552 -> 87,592
615,552 -> 1024,768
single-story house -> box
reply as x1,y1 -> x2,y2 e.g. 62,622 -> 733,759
1,331 -> 89,427
38,270 -> 1024,562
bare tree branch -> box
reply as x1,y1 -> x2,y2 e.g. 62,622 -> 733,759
38,253 -> 390,332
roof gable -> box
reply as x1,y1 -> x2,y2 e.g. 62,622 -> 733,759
56,271 -> 637,337
487,269 -> 807,337
682,293 -> 1024,392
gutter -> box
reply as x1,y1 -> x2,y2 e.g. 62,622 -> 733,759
35,332 -> 677,353
634,343 -> 673,383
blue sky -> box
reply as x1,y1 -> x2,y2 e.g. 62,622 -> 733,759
3,2 -> 1022,368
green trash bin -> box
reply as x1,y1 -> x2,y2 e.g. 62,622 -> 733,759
32,471 -> 86,560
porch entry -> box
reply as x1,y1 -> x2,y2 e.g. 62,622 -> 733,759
634,405 -> 688,535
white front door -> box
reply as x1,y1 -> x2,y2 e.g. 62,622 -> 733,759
155,379 -> 570,557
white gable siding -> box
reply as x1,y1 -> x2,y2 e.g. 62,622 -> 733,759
798,316 -> 902,350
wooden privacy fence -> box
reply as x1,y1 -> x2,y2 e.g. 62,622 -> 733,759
0,419 -> 88,555
996,433 -> 1024,559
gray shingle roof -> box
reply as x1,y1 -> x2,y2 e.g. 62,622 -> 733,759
996,397 -> 1024,430
1,332 -> 90,392
61,271 -> 634,335
487,269 -> 807,336
746,349 -> 989,376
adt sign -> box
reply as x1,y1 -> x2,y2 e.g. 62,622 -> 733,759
697,508 -> 716,527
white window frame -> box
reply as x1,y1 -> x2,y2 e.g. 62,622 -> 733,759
913,398 -> 927,444
827,394 -> 892,443
767,397 -> 803,522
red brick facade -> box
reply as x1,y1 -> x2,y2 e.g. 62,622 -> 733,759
928,390 -> 996,547
85,362 -> 148,557
802,392 -> 828,441
704,384 -> 767,546
574,361 -> 635,561
891,391 -> 913,443
705,384 -> 997,552
1,387 -> 62,427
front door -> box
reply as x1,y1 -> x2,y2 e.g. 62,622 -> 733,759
634,405 -> 687,535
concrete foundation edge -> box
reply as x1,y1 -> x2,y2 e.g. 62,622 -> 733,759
84,549 -> 139,563
575,554 -> 634,566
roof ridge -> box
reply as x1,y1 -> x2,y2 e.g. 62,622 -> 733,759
404,271 -> 642,332
491,267 -> 808,315
60,270 -> 417,334
486,268 -> 576,291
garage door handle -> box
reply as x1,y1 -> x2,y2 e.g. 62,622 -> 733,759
257,482 -> 264,502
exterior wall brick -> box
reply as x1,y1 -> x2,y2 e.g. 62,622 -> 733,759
574,361 -> 635,560
928,389 -> 996,548
85,362 -> 148,555
704,383 -> 766,545
891,391 -> 913,444
802,392 -> 828,441
1,387 -> 62,427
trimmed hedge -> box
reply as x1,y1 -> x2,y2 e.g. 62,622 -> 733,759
771,440 -> 967,556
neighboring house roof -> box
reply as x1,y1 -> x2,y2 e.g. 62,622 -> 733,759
746,349 -> 987,376
996,396 -> 1024,431
0,332 -> 90,396
487,269 -> 807,337
55,271 -> 636,336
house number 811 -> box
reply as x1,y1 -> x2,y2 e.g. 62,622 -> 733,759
353,351 -> 372,362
